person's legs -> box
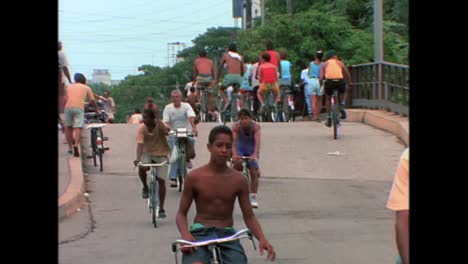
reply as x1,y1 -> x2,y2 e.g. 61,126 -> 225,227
218,228 -> 248,264
257,83 -> 267,107
304,83 -> 312,117
324,80 -> 334,127
168,135 -> 178,186
272,83 -> 280,104
156,177 -> 166,214
247,160 -> 259,208
154,156 -> 168,215
71,109 -> 85,157
139,167 -> 149,198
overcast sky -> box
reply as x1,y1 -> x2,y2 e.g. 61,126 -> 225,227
59,0 -> 244,80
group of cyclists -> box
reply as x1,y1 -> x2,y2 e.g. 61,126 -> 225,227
128,41 -> 353,263
186,41 -> 352,127
133,91 -> 273,263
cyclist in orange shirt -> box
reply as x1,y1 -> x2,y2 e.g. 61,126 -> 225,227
319,50 -> 352,127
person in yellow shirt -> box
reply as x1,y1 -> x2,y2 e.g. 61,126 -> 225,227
387,148 -> 409,264
128,108 -> 143,124
64,73 -> 99,157
133,109 -> 170,218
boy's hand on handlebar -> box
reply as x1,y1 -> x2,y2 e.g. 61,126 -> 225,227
258,239 -> 276,261
181,233 -> 197,254
192,127 -> 198,137
248,154 -> 257,161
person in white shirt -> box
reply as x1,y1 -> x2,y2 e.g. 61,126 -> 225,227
162,89 -> 198,187
300,62 -> 312,118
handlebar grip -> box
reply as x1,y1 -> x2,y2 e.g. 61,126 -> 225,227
171,242 -> 177,253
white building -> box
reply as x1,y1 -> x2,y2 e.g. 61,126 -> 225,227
91,69 -> 111,85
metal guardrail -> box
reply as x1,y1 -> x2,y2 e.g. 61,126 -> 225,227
349,62 -> 409,116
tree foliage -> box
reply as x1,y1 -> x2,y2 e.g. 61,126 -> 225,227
107,0 -> 408,122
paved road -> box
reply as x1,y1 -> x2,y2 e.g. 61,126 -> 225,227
59,121 -> 405,264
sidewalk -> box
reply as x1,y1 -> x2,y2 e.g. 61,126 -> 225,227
58,129 -> 85,221
58,132 -> 70,197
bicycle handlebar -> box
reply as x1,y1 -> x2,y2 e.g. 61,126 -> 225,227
137,161 -> 168,167
172,229 -> 256,252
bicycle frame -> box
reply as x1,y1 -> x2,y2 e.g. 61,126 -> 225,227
171,228 -> 257,264
137,161 -> 168,228
260,89 -> 277,122
169,129 -> 194,192
85,122 -> 107,171
278,84 -> 294,122
221,84 -> 240,125
199,85 -> 213,122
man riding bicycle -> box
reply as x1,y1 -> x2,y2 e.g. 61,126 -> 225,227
239,56 -> 255,110
231,109 -> 261,208
216,43 -> 244,111
162,90 -> 198,188
133,109 -> 170,218
319,50 -> 352,127
193,49 -> 216,110
175,126 -> 276,264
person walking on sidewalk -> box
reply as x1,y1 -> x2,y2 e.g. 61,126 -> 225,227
64,73 -> 98,157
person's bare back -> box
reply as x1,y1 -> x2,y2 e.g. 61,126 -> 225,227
221,52 -> 243,75
188,164 -> 247,228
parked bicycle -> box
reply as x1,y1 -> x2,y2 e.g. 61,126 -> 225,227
136,161 -> 168,228
169,128 -> 195,192
171,228 -> 257,264
84,111 -> 109,172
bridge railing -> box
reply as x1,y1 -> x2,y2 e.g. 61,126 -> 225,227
348,62 -> 409,116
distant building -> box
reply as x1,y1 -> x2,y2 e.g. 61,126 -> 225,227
91,69 -> 111,85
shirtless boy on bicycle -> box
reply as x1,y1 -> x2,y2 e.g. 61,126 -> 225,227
176,125 -> 276,264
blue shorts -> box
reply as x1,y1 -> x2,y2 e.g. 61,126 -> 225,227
236,150 -> 259,169
182,224 -> 247,264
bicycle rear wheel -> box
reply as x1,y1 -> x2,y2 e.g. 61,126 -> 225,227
90,129 -> 97,166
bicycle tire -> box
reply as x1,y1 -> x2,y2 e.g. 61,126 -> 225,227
332,106 -> 338,140
91,129 -> 97,166
150,169 -> 158,228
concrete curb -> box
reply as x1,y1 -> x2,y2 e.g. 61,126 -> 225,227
346,109 -> 409,146
58,145 -> 85,221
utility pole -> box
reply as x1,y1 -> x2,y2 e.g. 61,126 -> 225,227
286,0 -> 292,17
374,0 -> 383,62
261,0 -> 265,26
245,0 -> 252,29
374,0 -> 383,104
